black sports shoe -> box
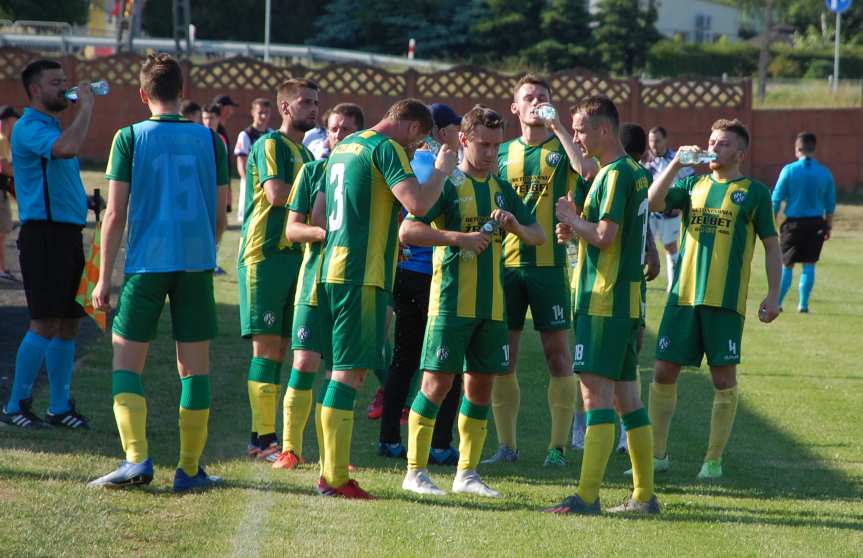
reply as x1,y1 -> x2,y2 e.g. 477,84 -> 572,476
0,398 -> 50,429
45,400 -> 90,430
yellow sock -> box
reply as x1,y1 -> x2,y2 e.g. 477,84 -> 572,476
283,368 -> 315,456
247,357 -> 282,437
320,380 -> 356,487
491,372 -> 520,449
407,392 -> 439,470
178,375 -> 211,476
315,378 -> 330,477
457,398 -> 490,471
576,409 -> 615,505
705,385 -> 739,462
622,408 -> 654,503
112,370 -> 148,463
548,375 -> 577,450
648,382 -> 677,459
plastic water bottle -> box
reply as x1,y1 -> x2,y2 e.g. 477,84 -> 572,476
535,105 -> 557,122
678,149 -> 717,166
65,80 -> 110,101
461,219 -> 499,260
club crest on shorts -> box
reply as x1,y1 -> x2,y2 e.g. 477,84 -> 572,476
436,346 -> 449,361
730,190 -> 746,204
262,311 -> 276,327
495,192 -> 506,209
296,326 -> 311,342
658,336 -> 671,351
546,152 -> 561,167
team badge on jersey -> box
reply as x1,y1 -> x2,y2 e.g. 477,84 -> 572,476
296,326 -> 311,342
495,192 -> 506,209
546,152 -> 562,167
658,336 -> 671,351
730,190 -> 746,204
436,346 -> 450,361
263,311 -> 276,327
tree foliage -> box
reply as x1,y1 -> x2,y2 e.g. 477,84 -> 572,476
0,0 -> 89,25
593,0 -> 661,75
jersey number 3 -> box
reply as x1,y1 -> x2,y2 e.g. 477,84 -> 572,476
328,162 -> 345,231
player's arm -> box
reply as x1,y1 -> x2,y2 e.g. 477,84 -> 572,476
285,208 -> 325,243
648,146 -> 698,212
759,235 -> 782,323
214,136 -> 229,243
391,145 -> 458,216
0,155 -> 11,176
540,106 -> 598,179
92,179 -> 129,312
771,167 -> 788,217
824,172 -> 836,240
399,218 -> 490,253
555,192 -> 619,250
51,82 -> 95,159
645,222 -> 661,281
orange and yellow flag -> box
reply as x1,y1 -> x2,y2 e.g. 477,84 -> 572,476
75,227 -> 107,332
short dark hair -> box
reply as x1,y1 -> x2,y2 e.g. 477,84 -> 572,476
251,97 -> 272,110
648,126 -> 667,138
711,118 -> 750,150
384,99 -> 433,133
328,102 -> 364,130
461,104 -> 504,137
21,59 -> 63,99
796,131 -> 816,153
276,79 -> 318,106
180,100 -> 201,117
513,73 -> 552,101
203,103 -> 221,116
140,53 -> 183,103
620,123 -> 647,161
576,95 -> 620,133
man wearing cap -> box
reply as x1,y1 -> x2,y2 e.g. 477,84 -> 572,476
377,103 -> 464,465
1,59 -> 96,430
0,105 -> 20,283
234,98 -> 273,225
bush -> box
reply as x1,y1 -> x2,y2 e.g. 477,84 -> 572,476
803,59 -> 834,79
768,55 -> 803,78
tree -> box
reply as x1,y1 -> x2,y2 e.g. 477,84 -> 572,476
521,0 -> 593,71
0,0 -> 88,25
592,0 -> 661,75
471,0 -> 544,61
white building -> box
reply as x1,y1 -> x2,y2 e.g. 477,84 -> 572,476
588,0 -> 742,43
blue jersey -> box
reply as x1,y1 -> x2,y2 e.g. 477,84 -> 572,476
772,157 -> 836,218
105,116 -> 227,273
11,108 -> 87,225
399,149 -> 435,275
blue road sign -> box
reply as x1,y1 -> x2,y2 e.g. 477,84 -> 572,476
827,0 -> 853,14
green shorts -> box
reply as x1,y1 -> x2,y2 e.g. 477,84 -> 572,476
420,315 -> 510,374
113,271 -> 216,343
291,302 -> 327,360
572,313 -> 640,381
504,266 -> 571,331
318,283 -> 389,371
656,305 -> 744,367
238,252 -> 302,338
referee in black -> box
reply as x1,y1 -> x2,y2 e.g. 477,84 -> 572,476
772,132 -> 836,313
1,59 -> 95,429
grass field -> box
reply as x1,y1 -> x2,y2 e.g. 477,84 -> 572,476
1,175 -> 862,557
754,79 -> 863,109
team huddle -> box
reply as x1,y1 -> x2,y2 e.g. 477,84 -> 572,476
50,53 -> 781,511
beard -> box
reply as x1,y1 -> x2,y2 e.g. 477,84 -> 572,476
292,119 -> 315,133
43,94 -> 68,113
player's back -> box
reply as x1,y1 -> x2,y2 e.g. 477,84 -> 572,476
320,130 -> 412,290
125,116 -> 220,273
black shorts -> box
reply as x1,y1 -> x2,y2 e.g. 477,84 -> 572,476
17,221 -> 86,320
779,217 -> 828,266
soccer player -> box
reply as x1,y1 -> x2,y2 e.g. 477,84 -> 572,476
0,105 -> 20,284
546,96 -> 659,515
235,98 -> 273,224
275,102 -> 364,471
89,53 -> 229,491
237,79 -> 318,463
400,105 -> 545,497
487,74 -> 596,467
1,60 -> 95,430
772,132 -> 836,313
180,100 -> 202,124
646,126 -> 694,292
646,119 -> 781,480
316,99 -> 457,499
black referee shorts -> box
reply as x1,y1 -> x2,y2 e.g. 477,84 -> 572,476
779,216 -> 828,266
17,221 -> 86,320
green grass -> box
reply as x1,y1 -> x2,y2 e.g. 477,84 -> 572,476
1,175 -> 862,556
754,79 -> 863,109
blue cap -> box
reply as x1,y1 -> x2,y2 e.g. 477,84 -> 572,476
430,103 -> 461,129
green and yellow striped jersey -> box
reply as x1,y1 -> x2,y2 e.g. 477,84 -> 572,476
411,173 -> 533,322
665,174 -> 777,316
498,135 -> 586,268
320,130 -> 415,290
572,156 -> 650,319
286,159 -> 327,306
238,131 -> 314,267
